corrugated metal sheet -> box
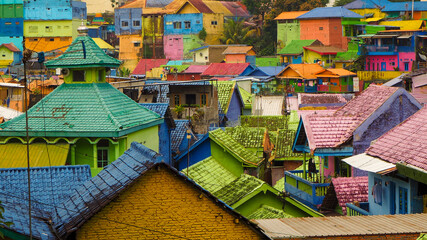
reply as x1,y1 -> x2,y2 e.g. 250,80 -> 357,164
252,96 -> 284,116
187,0 -> 213,13
223,46 -> 253,55
220,1 -> 250,18
202,63 -> 250,76
255,214 -> 427,239
132,59 -> 169,75
343,153 -> 396,173
274,11 -> 308,20
297,7 -> 363,19
413,73 -> 427,88
204,1 -> 232,15
0,143 -> 69,168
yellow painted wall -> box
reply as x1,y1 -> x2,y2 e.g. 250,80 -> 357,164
24,20 -> 77,37
352,9 -> 386,19
76,165 -> 265,240
146,67 -> 164,79
25,37 -> 72,52
357,71 -> 408,81
142,15 -> 164,38
0,47 -> 14,66
193,47 -> 210,63
118,34 -> 142,60
303,49 -> 322,64
178,2 -> 199,14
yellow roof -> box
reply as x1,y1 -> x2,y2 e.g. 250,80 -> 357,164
0,143 -> 69,168
363,17 -> 383,22
379,20 -> 423,30
204,1 -> 232,15
92,38 -> 115,50
275,11 -> 309,20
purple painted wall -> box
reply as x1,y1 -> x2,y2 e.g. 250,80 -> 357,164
163,35 -> 183,60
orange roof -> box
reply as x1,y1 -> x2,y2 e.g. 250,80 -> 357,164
120,0 -> 146,8
275,11 -> 309,20
278,64 -> 324,79
327,68 -> 356,76
223,46 -> 254,55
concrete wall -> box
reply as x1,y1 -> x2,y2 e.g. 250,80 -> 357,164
75,166 -> 265,239
0,18 -> 23,37
277,21 -> 300,51
126,126 -> 159,153
164,13 -> 203,35
24,0 -> 81,20
300,18 -> 347,49
118,34 -> 142,60
25,36 -> 72,52
0,3 -> 23,18
225,54 -> 246,63
114,8 -> 142,35
24,20 -> 75,37
163,34 -> 183,60
183,34 -> 203,59
192,47 -> 209,63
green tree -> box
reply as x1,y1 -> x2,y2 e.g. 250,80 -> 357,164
242,0 -> 272,33
198,28 -> 207,42
334,0 -> 355,6
219,19 -> 257,45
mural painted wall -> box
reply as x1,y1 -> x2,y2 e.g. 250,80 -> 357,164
183,34 -> 203,59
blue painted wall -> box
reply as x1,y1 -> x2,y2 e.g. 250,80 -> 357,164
72,1 -> 87,20
246,55 -> 256,66
368,172 -> 424,215
177,136 -> 211,171
226,88 -> 243,123
164,13 -> 203,35
88,27 -> 100,38
24,0 -> 77,20
158,121 -> 172,165
0,37 -> 23,50
114,8 -> 142,35
0,18 -> 23,37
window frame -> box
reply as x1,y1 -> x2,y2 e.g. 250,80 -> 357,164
200,93 -> 208,106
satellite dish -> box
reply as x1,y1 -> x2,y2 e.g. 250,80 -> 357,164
61,68 -> 70,77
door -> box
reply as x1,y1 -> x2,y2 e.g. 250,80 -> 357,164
399,187 -> 408,214
381,62 -> 387,71
390,182 -> 396,214
404,62 -> 409,71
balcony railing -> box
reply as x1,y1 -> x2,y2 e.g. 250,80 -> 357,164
346,202 -> 371,216
284,170 -> 330,210
365,45 -> 397,52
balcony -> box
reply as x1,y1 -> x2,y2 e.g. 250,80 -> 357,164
346,202 -> 371,216
365,45 -> 397,53
284,170 -> 330,210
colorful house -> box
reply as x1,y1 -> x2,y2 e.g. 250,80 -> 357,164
303,44 -> 345,68
276,63 -> 325,93
343,0 -> 388,20
131,58 -> 169,78
344,107 -> 427,215
213,81 -> 244,125
0,82 -> 25,112
315,68 -> 356,93
190,44 -> 229,64
223,46 -> 256,65
0,0 -> 23,50
50,142 -> 271,239
382,1 -> 427,19
274,11 -> 308,51
278,39 -> 318,65
202,63 -> 255,78
0,43 -> 21,67
0,26 -> 163,176
24,0 -> 87,53
297,7 -> 363,49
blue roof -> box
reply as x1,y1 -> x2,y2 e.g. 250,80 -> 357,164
383,1 -> 427,12
344,0 -> 390,9
297,7 -> 363,19
171,120 -> 190,153
0,165 -> 91,239
257,66 -> 286,76
189,45 -> 210,52
140,103 -> 169,117
52,142 -> 163,238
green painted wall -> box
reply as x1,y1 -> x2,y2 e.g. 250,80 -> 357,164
277,21 -> 300,52
64,68 -> 106,84
24,20 -> 73,37
183,34 -> 203,59
0,47 -> 14,62
235,191 -> 284,217
74,138 -> 95,167
211,141 -> 244,177
126,125 -> 159,153
0,4 -> 23,18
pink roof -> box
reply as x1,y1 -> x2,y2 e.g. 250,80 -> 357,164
132,59 -> 169,75
183,65 -> 209,74
0,43 -> 20,52
332,177 -> 368,215
201,63 -> 250,76
302,85 -> 399,151
366,107 -> 427,171
299,93 -> 348,105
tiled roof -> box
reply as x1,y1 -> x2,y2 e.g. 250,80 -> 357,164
213,174 -> 265,206
220,1 -> 250,18
180,0 -> 213,13
171,119 -> 190,153
0,83 -> 163,138
140,103 -> 169,117
240,115 -> 288,131
366,107 -> 427,171
146,0 -> 174,7
52,142 -> 163,238
297,6 -> 363,19
275,11 -> 309,20
238,86 -> 252,109
278,40 -> 316,55
184,156 -> 239,193
277,64 -> 325,80
131,59 -> 168,76
0,165 -> 91,239
119,0 -> 147,8
183,65 -> 209,74
299,93 -> 348,105
209,128 -> 263,165
274,177 -> 284,191
247,205 -> 292,219
316,68 -> 356,77
44,35 -> 121,69
344,0 -> 390,9
274,129 -> 307,160
225,126 -> 265,148
202,63 -> 251,76
331,176 -> 368,215
223,46 -> 254,55
0,43 -> 20,52
214,81 -> 236,113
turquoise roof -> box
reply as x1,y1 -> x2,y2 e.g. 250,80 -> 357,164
0,83 -> 163,137
44,35 -> 121,69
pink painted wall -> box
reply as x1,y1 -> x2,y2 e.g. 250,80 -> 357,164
163,35 -> 183,60
398,52 -> 415,71
322,156 -> 335,178
365,55 -> 398,71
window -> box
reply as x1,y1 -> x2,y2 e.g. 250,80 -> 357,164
323,156 -> 328,168
133,20 -> 140,27
49,38 -> 54,41
186,94 -> 196,105
174,94 -> 180,106
133,42 -> 141,47
98,70 -> 103,82
199,52 -> 203,57
72,70 -> 85,82
319,27 -> 323,30
173,21 -> 182,29
399,187 -> 408,214
184,21 -> 191,29
390,62 -> 395,66
200,93 -> 208,106
5,22 -> 11,25
15,22 -> 20,25
1,55 -> 5,57
97,140 -> 109,168
211,20 -> 217,25
373,178 -> 382,205
121,21 -> 129,27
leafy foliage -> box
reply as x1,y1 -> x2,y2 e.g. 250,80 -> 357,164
220,19 -> 257,45
334,0 -> 355,6
198,28 -> 207,42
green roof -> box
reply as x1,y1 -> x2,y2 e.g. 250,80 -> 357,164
241,116 -> 289,131
273,129 -> 307,160
0,83 -> 162,137
44,35 -> 121,69
183,156 -> 238,193
161,65 -> 189,73
238,87 -> 252,110
209,128 -> 263,166
274,177 -> 284,192
212,81 -> 236,113
288,110 -> 299,131
278,40 -> 316,55
225,126 -> 265,148
335,41 -> 359,62
247,205 -> 292,219
213,174 -> 270,206
256,57 -> 280,67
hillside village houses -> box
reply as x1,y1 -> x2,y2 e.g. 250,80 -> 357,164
0,0 -> 426,239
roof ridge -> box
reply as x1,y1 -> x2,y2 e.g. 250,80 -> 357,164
92,83 -> 123,130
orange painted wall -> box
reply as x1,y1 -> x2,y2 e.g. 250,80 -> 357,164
118,34 -> 142,60
25,37 -> 72,53
226,54 -> 246,63
300,18 -> 347,49
76,166 -> 266,240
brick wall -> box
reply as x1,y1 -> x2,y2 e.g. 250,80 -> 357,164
285,233 -> 420,240
76,165 -> 265,239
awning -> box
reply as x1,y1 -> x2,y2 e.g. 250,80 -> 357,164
417,35 -> 427,38
342,153 -> 396,174
0,142 -> 70,168
372,35 -> 398,38
358,34 -> 375,38
397,34 -> 413,39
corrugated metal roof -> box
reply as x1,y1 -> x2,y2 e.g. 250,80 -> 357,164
220,1 -> 250,18
0,43 -> 20,52
274,11 -> 308,20
254,214 -> 427,238
223,46 -> 254,55
183,0 -> 213,13
132,59 -> 169,75
277,64 -> 325,79
343,0 -> 390,9
92,38 -> 115,50
0,106 -> 22,120
303,45 -> 345,55
202,63 -> 251,76
297,6 -> 363,19
383,1 -> 427,12
343,153 -> 397,173
204,1 -> 232,15
183,65 -> 210,74
278,39 -> 316,55
252,96 -> 284,116
378,20 -> 424,30
0,143 -> 70,168
413,73 -> 427,88
146,0 -> 174,8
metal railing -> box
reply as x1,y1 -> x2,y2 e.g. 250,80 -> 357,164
346,202 -> 371,216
